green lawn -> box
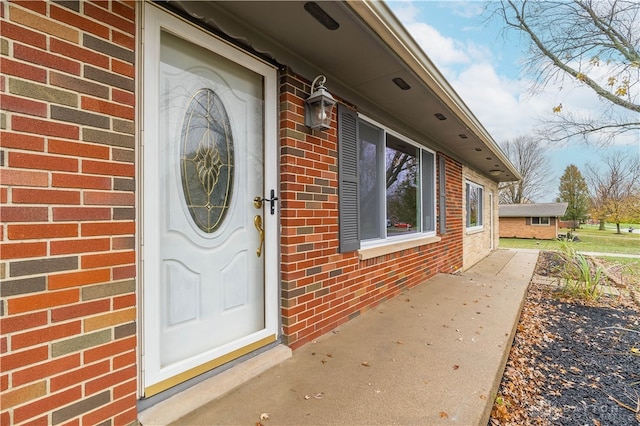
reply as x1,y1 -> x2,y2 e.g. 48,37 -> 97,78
499,226 -> 640,255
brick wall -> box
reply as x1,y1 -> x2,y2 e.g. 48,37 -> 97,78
279,69 -> 464,350
499,217 -> 558,239
0,1 -> 138,424
462,166 -> 498,269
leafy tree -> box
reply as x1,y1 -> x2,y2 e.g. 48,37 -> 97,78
498,135 -> 549,203
491,0 -> 640,145
557,164 -> 590,230
586,152 -> 640,233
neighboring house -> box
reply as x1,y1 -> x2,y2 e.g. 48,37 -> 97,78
499,203 -> 569,240
0,1 -> 520,424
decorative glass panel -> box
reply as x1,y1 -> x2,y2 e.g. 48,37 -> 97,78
181,88 -> 234,233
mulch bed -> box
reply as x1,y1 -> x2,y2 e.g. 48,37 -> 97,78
490,251 -> 640,425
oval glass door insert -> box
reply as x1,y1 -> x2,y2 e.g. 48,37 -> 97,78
181,88 -> 234,233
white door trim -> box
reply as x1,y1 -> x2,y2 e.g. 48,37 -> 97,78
140,3 -> 279,397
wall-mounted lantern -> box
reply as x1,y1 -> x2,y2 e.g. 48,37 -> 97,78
305,75 -> 336,130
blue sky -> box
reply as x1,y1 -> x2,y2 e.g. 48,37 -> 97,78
387,0 -> 640,202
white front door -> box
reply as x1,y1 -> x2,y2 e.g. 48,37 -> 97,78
142,6 -> 279,397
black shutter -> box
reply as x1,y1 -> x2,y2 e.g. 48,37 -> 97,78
338,104 -> 360,253
439,156 -> 446,234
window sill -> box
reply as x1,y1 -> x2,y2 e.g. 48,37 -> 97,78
358,235 -> 441,260
465,227 -> 484,235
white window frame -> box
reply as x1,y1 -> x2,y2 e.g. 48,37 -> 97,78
465,181 -> 484,230
358,115 -> 437,249
531,216 -> 550,226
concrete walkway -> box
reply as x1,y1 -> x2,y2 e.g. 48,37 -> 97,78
144,249 -> 538,426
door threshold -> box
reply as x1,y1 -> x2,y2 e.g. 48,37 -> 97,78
137,344 -> 292,426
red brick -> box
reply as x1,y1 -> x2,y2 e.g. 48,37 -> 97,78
0,93 -> 48,117
83,191 -> 135,206
0,58 -> 47,83
9,152 -> 78,172
0,242 -> 47,259
52,208 -> 111,222
0,20 -> 46,49
81,97 -> 134,120
112,87 -> 134,106
81,222 -> 134,237
1,346 -> 48,371
113,294 -> 136,310
8,223 -> 78,240
111,29 -> 134,50
12,321 -> 81,351
111,236 -> 133,250
82,251 -> 134,269
14,43 -> 81,76
83,393 -> 136,426
12,1 -> 47,15
0,312 -> 48,334
50,360 -> 111,392
1,374 -> 7,392
85,364 -> 136,396
13,354 -> 81,387
12,116 -> 79,139
12,188 -> 81,205
113,264 -> 135,280
48,268 -> 111,290
50,4 -> 110,40
0,206 -> 48,222
14,387 -> 82,424
8,289 -> 79,315
84,2 -> 135,35
52,173 -> 111,190
49,139 -> 110,159
0,169 -> 48,187
113,377 -> 136,399
82,160 -> 134,177
84,336 -> 135,363
51,38 -> 110,70
52,299 -> 110,323
111,59 -> 134,79
112,1 -> 135,21
0,131 -> 45,151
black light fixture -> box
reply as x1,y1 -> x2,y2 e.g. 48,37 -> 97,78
434,113 -> 447,120
458,134 -> 468,139
305,75 -> 336,130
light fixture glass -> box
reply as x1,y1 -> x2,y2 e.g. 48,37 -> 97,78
305,75 -> 336,130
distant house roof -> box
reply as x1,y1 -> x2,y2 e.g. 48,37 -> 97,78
499,203 -> 569,218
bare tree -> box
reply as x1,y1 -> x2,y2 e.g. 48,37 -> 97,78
491,0 -> 640,145
586,152 -> 640,233
499,136 -> 549,204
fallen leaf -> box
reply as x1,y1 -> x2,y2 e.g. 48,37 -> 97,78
439,411 -> 448,418
314,392 -> 324,399
304,395 -> 311,400
321,359 -> 327,364
396,340 -> 404,345
453,365 -> 459,370
326,353 -> 333,358
361,361 -> 370,367
260,413 -> 270,421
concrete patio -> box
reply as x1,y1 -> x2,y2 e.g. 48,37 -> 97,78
139,249 -> 539,425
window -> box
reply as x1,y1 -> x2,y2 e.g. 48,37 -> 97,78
358,119 -> 435,243
531,217 -> 550,225
466,181 -> 483,229
337,106 -> 436,252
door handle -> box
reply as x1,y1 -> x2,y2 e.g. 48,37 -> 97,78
254,215 -> 264,257
253,189 -> 278,215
